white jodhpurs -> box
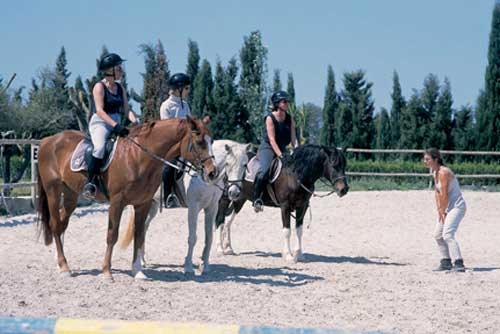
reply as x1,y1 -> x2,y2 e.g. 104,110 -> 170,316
433,202 -> 466,260
88,113 -> 121,159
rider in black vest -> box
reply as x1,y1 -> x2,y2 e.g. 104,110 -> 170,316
252,90 -> 298,212
83,53 -> 139,199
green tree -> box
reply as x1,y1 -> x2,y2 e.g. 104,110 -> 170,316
390,71 -> 405,148
186,39 -> 200,106
286,73 -> 296,105
191,59 -> 214,118
321,65 -> 338,146
476,3 -> 500,150
399,91 -> 420,149
272,69 -> 282,92
303,103 -> 322,145
239,30 -> 268,143
341,70 -> 375,149
137,41 -> 169,122
452,105 -> 475,153
374,107 -> 391,150
430,78 -> 453,149
419,74 -> 439,149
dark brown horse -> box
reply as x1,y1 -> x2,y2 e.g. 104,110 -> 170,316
215,144 -> 348,262
36,116 -> 217,280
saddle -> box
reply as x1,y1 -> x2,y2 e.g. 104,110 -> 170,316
70,137 -> 119,172
244,155 -> 282,183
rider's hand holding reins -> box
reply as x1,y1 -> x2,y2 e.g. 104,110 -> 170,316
113,124 -> 129,137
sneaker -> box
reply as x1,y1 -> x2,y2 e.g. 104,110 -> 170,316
82,183 -> 96,200
433,258 -> 452,271
452,259 -> 466,272
253,198 -> 263,213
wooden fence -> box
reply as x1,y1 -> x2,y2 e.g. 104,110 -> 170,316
1,141 -> 500,215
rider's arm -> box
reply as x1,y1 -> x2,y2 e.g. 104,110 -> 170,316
290,117 -> 298,148
121,86 -> 138,124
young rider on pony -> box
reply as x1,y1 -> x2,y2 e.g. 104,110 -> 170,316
84,53 -> 139,199
252,90 -> 298,212
159,73 -> 192,208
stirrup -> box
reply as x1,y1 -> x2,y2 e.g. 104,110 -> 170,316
253,198 -> 263,213
83,183 -> 97,200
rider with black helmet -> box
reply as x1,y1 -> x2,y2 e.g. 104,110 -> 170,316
159,72 -> 192,208
83,52 -> 139,200
252,90 -> 298,212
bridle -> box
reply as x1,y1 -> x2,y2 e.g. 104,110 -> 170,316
124,131 -> 213,175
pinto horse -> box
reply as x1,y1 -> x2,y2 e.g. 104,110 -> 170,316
215,144 -> 349,262
119,139 -> 251,275
36,116 -> 217,280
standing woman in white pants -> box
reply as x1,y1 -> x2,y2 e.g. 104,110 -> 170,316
423,148 -> 467,272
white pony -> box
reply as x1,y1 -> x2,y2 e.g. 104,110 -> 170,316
119,139 -> 250,277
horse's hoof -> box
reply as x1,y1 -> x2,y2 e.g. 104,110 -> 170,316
284,253 -> 297,263
59,270 -> 72,278
293,251 -> 306,262
102,273 -> 114,282
134,271 -> 150,281
223,248 -> 235,255
199,263 -> 210,275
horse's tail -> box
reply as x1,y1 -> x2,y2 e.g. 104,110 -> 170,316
118,205 -> 135,250
36,168 -> 53,246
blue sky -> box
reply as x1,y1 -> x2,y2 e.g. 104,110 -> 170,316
1,0 -> 494,112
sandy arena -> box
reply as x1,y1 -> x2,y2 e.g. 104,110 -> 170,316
1,190 -> 499,333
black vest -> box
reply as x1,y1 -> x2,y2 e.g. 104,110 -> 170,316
262,112 -> 292,152
100,82 -> 123,114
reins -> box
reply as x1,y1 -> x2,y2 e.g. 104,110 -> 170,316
125,135 -> 210,176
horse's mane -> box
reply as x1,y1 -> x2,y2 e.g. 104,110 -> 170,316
128,118 -> 186,138
288,144 -> 329,183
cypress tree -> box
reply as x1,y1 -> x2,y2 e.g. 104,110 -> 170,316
321,65 -> 338,146
431,78 -> 454,149
419,74 -> 439,149
186,39 -> 200,106
374,107 -> 391,150
399,91 -> 420,149
287,73 -> 296,105
341,70 -> 375,149
191,59 -> 214,119
239,30 -> 268,143
477,3 -> 500,150
390,71 -> 405,148
272,69 -> 282,92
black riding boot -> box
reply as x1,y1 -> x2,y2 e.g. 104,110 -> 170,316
162,165 -> 179,208
83,156 -> 102,200
252,172 -> 266,213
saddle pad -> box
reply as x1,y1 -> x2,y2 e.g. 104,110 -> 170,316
70,138 -> 118,172
244,156 -> 281,183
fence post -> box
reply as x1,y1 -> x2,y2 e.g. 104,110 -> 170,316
31,144 -> 39,208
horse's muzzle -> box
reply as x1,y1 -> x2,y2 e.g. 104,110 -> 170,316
336,180 -> 349,197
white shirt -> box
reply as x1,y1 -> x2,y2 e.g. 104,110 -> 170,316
159,95 -> 191,120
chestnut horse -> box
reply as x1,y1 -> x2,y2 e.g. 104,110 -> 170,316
36,116 -> 217,280
215,144 -> 349,262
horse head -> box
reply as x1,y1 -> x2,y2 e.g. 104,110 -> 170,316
217,141 -> 251,200
323,146 -> 349,197
180,116 -> 218,183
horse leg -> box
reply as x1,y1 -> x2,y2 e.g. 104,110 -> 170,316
221,212 -> 238,255
45,181 -> 73,275
141,198 -> 160,266
183,204 -> 199,276
131,202 -> 151,280
200,203 -> 217,274
281,207 -> 295,262
293,205 -> 308,262
102,202 -> 126,281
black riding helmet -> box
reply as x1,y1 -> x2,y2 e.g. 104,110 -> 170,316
271,90 -> 290,105
168,73 -> 191,90
98,53 -> 125,71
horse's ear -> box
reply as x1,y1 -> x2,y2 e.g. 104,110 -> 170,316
186,115 -> 197,130
245,143 -> 252,152
225,144 -> 232,153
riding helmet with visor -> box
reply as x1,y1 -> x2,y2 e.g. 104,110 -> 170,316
168,73 -> 191,90
98,53 -> 126,71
